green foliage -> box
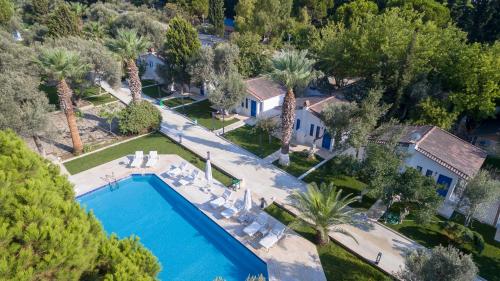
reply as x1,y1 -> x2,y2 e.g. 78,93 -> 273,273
118,101 -> 162,135
386,0 -> 451,26
0,0 -> 13,24
46,3 -> 81,38
268,49 -> 317,90
442,221 -> 485,253
321,102 -> 357,150
37,48 -> 89,82
334,0 -> 379,27
208,71 -> 247,123
414,97 -> 459,130
231,32 -> 271,77
208,0 -> 224,36
110,11 -> 165,49
290,182 -> 360,245
327,155 -> 362,178
399,245 -> 478,281
295,0 -> 334,22
108,29 -> 149,61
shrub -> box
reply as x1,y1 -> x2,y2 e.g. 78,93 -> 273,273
329,155 -> 362,177
442,221 -> 485,253
472,231 -> 485,254
118,101 -> 161,135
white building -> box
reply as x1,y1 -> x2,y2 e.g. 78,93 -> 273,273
376,125 -> 499,225
138,49 -> 165,83
236,77 -> 285,118
293,96 -> 346,151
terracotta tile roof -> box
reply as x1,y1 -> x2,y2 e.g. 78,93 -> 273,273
296,96 -> 347,117
376,125 -> 487,180
245,77 -> 286,101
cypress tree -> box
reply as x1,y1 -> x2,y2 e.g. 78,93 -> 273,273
47,3 -> 81,37
208,0 -> 225,37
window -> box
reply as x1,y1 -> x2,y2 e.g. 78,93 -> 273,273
149,62 -> 153,68
316,126 -> 321,138
241,102 -> 244,107
416,166 -> 422,172
296,119 -> 301,130
425,169 -> 433,177
245,98 -> 248,108
309,125 -> 314,136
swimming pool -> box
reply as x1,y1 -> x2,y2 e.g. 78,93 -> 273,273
78,174 -> 267,281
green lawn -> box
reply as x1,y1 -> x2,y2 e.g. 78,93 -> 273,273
163,97 -> 195,108
40,84 -> 116,107
141,80 -> 158,87
176,99 -> 239,130
303,159 -> 373,209
483,155 -> 500,170
142,85 -> 171,99
63,133 -> 233,186
266,204 -> 392,281
385,212 -> 500,281
224,125 -> 281,158
274,151 -> 324,177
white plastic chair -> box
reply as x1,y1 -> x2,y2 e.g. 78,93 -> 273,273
145,151 -> 158,167
210,189 -> 233,209
259,224 -> 286,251
130,151 -> 144,168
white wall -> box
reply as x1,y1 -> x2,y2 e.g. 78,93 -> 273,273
236,94 -> 284,117
139,54 -> 165,83
294,109 -> 333,151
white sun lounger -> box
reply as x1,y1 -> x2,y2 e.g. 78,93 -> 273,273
210,189 -> 233,209
221,200 -> 244,219
130,151 -> 143,168
145,151 -> 158,167
166,162 -> 187,178
259,224 -> 286,251
243,212 -> 268,237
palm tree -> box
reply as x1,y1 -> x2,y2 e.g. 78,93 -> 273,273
269,49 -> 317,166
290,182 -> 360,245
108,29 -> 149,102
38,48 -> 89,155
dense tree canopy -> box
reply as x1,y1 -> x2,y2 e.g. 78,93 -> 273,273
386,0 -> 451,26
208,0 -> 225,36
0,0 -> 14,24
46,3 -> 81,37
0,130 -> 160,280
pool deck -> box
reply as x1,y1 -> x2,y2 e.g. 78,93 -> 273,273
69,154 -> 327,281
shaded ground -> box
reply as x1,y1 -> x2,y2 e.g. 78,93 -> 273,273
385,212 -> 500,281
163,97 -> 195,108
274,150 -> 324,177
266,204 -> 392,281
25,102 -> 125,160
176,99 -> 239,130
40,84 -> 117,108
224,125 -> 281,158
63,133 -> 233,186
142,85 -> 171,99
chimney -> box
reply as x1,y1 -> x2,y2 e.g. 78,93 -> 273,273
303,100 -> 310,110
148,47 -> 156,54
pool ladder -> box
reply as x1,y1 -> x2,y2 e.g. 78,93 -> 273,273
105,173 -> 119,191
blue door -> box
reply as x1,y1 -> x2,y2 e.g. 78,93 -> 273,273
250,100 -> 257,117
322,132 -> 332,149
436,175 -> 452,197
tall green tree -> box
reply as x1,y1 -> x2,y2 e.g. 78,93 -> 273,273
47,3 -> 81,37
399,245 -> 477,281
334,0 -> 379,27
385,0 -> 451,26
162,16 -> 201,93
0,0 -> 13,24
457,170 -> 500,226
321,102 -> 357,151
108,29 -> 149,101
291,183 -> 360,245
37,48 -> 88,155
269,49 -> 317,166
0,130 -> 160,280
295,0 -> 334,23
208,0 -> 225,36
231,32 -> 271,77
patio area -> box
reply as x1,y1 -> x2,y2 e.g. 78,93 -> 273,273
69,154 -> 327,281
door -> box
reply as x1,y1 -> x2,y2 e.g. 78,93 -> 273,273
436,175 -> 453,197
322,132 -> 331,149
250,100 -> 257,117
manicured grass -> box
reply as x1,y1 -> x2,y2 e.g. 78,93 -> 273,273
40,84 -> 116,106
63,133 -> 233,186
274,150 -> 323,177
224,125 -> 281,158
483,155 -> 500,170
176,99 -> 239,130
385,212 -> 500,281
142,85 -> 171,99
303,159 -> 373,210
163,97 -> 195,108
141,79 -> 158,87
265,203 -> 392,281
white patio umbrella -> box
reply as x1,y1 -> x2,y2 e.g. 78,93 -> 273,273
205,152 -> 213,187
243,188 -> 252,212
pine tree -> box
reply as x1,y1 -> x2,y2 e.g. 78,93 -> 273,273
0,0 -> 13,24
208,0 -> 225,37
47,3 -> 81,37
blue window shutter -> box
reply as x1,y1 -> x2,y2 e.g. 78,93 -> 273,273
296,119 -> 301,130
309,125 -> 314,136
245,98 -> 248,108
425,169 -> 433,176
316,126 -> 321,138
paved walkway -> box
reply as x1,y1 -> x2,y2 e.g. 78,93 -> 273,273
159,108 -> 423,276
70,155 -> 326,281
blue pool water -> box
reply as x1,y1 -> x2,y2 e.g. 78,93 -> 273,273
78,174 -> 267,281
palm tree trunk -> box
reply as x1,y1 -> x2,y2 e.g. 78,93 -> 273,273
279,89 -> 296,166
126,58 -> 142,102
57,79 -> 83,155
316,228 -> 330,245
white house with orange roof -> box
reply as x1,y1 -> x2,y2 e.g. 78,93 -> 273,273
236,77 -> 286,118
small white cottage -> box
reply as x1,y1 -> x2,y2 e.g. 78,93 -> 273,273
293,96 -> 346,151
236,77 -> 286,118
138,48 -> 165,83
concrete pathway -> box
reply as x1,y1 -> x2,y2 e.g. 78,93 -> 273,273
158,107 -> 422,276
367,199 -> 389,220
100,81 -> 132,105
69,155 -> 326,281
